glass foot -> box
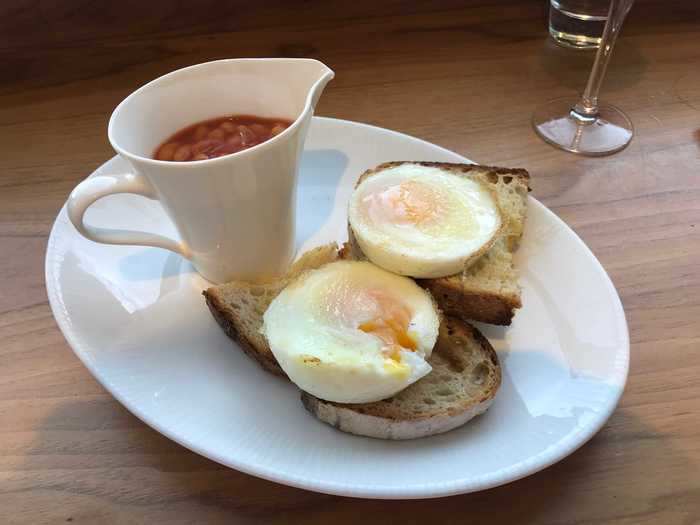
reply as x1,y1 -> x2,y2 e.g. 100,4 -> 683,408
532,96 -> 633,156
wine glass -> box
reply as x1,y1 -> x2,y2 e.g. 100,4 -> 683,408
533,0 -> 635,156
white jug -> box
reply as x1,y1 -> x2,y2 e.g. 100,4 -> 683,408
68,58 -> 334,283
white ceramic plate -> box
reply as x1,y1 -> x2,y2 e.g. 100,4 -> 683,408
46,117 -> 629,499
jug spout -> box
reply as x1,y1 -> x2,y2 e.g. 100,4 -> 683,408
263,58 -> 334,132
214,58 -> 333,125
302,60 -> 335,110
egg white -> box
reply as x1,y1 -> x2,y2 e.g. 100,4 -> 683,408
262,260 -> 440,403
348,164 -> 502,278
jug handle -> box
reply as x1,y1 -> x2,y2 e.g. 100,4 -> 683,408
67,172 -> 191,259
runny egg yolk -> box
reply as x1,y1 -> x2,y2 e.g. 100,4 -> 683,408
357,289 -> 417,362
364,180 -> 442,227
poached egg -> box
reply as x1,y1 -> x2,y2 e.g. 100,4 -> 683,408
262,260 -> 440,403
348,164 -> 502,278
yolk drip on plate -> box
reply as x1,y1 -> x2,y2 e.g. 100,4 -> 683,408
358,289 -> 417,362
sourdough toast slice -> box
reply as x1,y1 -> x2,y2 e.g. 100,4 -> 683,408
301,316 -> 501,440
203,243 -> 339,376
205,245 -> 501,440
346,161 -> 530,325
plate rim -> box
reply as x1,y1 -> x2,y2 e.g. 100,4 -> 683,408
45,116 -> 629,499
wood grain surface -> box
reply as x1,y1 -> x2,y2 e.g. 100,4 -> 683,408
1,1 -> 699,523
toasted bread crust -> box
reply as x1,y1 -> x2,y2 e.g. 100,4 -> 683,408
304,319 -> 501,420
344,230 -> 519,325
205,246 -> 502,439
301,393 -> 494,440
419,277 -> 521,326
301,317 -> 501,439
203,289 -> 287,377
350,161 -> 529,325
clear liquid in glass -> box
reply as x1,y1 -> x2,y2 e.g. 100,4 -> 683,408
549,0 -> 608,49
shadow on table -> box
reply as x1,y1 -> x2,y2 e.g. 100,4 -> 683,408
21,395 -> 697,523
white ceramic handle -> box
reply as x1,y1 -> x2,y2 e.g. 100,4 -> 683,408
67,172 -> 191,259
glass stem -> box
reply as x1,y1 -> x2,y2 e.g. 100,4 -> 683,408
572,0 -> 635,120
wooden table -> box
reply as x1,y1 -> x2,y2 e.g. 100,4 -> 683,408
1,1 -> 698,523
